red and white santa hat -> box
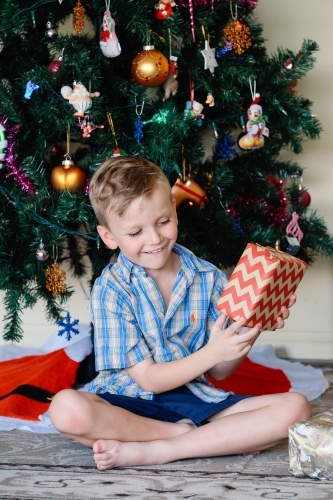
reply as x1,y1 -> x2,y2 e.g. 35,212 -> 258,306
248,92 -> 262,115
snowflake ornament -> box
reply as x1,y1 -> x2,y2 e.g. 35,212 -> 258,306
201,40 -> 218,74
57,312 -> 79,341
223,20 -> 252,55
231,216 -> 243,236
216,135 -> 237,161
134,116 -> 144,143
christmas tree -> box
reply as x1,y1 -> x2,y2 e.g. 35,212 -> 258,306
1,0 -> 333,342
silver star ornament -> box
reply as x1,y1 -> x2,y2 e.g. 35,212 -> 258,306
201,41 -> 218,74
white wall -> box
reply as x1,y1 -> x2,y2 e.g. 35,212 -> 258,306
1,1 -> 333,358
252,0 -> 333,359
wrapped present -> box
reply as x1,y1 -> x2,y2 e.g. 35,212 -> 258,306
289,410 -> 333,480
216,243 -> 308,330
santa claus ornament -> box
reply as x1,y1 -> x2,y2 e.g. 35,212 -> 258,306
61,82 -> 100,118
100,1 -> 121,58
238,82 -> 269,150
155,0 -> 175,19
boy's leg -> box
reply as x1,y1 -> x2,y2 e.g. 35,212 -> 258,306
93,391 -> 311,470
48,389 -> 195,448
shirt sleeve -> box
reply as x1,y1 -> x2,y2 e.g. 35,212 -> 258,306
90,282 -> 152,371
206,268 -> 230,337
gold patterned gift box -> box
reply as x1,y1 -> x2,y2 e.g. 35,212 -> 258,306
289,409 -> 333,480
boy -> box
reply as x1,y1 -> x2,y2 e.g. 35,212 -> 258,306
49,156 -> 311,470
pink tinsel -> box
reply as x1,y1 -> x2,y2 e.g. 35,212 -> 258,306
0,116 -> 37,195
175,0 -> 258,8
176,0 -> 216,6
239,0 -> 258,9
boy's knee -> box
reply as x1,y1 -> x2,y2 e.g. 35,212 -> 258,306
294,392 -> 312,421
49,389 -> 85,433
285,392 -> 312,423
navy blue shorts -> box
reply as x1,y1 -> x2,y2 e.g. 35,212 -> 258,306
97,386 -> 250,427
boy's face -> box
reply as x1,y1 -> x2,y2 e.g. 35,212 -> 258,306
97,184 -> 178,273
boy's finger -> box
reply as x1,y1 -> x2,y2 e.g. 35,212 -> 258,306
280,306 -> 290,320
288,293 -> 297,307
229,317 -> 247,334
237,323 -> 262,342
215,313 -> 228,329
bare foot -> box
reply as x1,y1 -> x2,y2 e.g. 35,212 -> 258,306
93,439 -> 161,470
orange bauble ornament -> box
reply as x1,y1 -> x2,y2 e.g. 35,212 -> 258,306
131,45 -> 169,87
171,178 -> 207,208
50,157 -> 86,191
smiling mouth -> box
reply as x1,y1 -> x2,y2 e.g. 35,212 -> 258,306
144,245 -> 166,255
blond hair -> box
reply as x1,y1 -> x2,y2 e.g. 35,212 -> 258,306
89,156 -> 171,227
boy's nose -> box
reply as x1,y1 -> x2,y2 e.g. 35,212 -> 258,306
147,228 -> 163,245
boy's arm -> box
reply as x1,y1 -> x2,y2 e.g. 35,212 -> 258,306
126,314 -> 261,394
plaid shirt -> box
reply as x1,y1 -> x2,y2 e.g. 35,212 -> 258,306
87,244 -> 231,403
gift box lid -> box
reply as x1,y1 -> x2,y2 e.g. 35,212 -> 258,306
216,243 -> 308,330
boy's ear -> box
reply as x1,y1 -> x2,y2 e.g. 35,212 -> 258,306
97,225 -> 118,250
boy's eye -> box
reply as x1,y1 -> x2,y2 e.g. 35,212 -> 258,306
159,218 -> 170,225
128,229 -> 142,237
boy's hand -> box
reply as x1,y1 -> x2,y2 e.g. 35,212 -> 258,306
207,313 -> 262,365
208,294 -> 296,363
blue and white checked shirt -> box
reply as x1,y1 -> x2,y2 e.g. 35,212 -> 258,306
87,243 -> 232,403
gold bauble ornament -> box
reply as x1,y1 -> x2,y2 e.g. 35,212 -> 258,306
131,45 -> 169,87
50,157 -> 86,191
171,178 -> 207,208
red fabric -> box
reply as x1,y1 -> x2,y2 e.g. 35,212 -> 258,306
0,349 -> 79,420
207,357 -> 292,396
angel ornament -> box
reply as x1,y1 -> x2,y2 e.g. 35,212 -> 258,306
100,1 -> 121,58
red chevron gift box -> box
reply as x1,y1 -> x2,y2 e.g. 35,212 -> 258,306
216,243 -> 308,330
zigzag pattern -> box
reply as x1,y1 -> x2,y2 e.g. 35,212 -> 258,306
217,244 -> 308,330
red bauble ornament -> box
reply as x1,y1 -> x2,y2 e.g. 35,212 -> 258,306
48,49 -> 64,73
50,157 -> 86,191
131,45 -> 169,87
299,188 -> 311,207
48,58 -> 63,73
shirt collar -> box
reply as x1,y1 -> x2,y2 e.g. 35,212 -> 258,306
117,243 -> 214,285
